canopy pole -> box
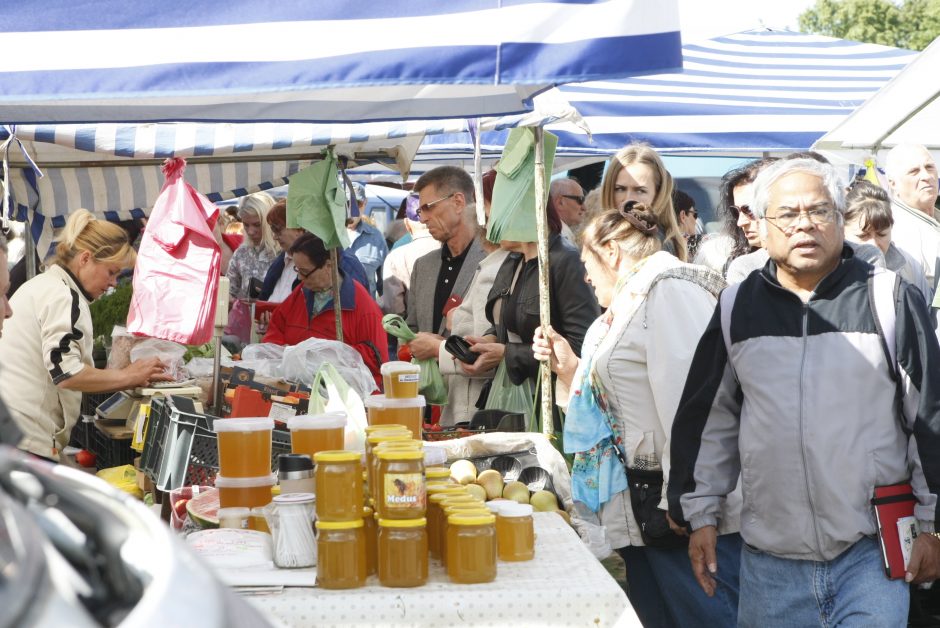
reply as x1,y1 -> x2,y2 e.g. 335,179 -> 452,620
472,118 -> 485,226
533,127 -> 553,438
331,248 -> 343,343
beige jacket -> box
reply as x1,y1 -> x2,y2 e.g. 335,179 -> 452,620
570,252 -> 741,548
0,264 -> 93,458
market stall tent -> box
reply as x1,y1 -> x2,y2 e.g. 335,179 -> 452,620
813,36 -> 940,165
414,29 -> 918,168
0,0 -> 681,124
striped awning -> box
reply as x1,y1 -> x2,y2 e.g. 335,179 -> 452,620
418,29 -> 919,162
0,0 -> 682,124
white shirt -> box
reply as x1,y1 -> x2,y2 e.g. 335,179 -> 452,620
269,255 -> 297,303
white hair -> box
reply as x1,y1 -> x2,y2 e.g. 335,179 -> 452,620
751,158 -> 846,220
884,143 -> 932,181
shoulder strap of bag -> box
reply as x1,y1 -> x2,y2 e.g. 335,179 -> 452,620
868,268 -> 910,436
719,282 -> 741,382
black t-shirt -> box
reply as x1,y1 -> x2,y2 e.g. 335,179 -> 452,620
432,241 -> 472,333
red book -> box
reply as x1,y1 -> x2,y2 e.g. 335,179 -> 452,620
871,482 -> 917,579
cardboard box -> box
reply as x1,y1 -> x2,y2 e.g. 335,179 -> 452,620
133,456 -> 153,493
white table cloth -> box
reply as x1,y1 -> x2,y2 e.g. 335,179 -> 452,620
241,512 -> 638,627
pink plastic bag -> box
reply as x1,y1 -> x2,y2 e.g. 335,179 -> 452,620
127,158 -> 221,345
224,300 -> 253,345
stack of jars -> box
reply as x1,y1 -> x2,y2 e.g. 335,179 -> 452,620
213,417 -> 277,512
313,450 -> 366,589
429,486 -> 499,584
367,361 -> 426,439
288,412 -> 347,462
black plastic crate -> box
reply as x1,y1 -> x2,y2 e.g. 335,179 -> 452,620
90,423 -> 135,470
80,392 -> 112,418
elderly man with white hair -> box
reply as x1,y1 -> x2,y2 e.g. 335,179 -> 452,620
668,157 -> 940,626
885,143 -> 940,289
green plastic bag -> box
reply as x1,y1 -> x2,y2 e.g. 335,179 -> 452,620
484,360 -> 535,429
382,314 -> 448,406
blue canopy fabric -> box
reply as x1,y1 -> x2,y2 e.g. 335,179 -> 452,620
0,0 -> 682,124
417,29 -> 919,162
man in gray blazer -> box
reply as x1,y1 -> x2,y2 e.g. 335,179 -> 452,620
406,166 -> 487,360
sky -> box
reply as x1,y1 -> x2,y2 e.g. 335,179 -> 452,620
677,0 -> 818,42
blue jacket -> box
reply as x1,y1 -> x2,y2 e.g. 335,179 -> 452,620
348,221 -> 388,295
259,250 -> 369,302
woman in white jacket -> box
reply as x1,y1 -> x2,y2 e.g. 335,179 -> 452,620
533,203 -> 742,628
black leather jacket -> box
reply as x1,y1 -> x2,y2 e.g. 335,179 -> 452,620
485,234 -> 600,386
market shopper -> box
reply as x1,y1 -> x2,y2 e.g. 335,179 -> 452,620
668,158 -> 940,626
532,203 -> 740,627
0,210 -> 171,461
600,144 -> 687,260
549,177 -> 586,241
263,232 -> 388,386
226,191 -> 278,301
405,166 -> 488,361
346,182 -> 389,297
381,194 -> 441,319
885,143 -> 940,290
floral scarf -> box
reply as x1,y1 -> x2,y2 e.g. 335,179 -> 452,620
563,258 -> 649,512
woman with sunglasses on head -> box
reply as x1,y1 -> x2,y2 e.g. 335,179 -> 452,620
673,188 -> 702,260
600,143 -> 688,261
532,203 -> 742,628
262,232 -> 388,387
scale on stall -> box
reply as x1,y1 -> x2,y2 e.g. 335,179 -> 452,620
94,380 -> 206,453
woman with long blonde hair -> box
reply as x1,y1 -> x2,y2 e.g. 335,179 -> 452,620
0,209 -> 170,460
600,144 -> 688,261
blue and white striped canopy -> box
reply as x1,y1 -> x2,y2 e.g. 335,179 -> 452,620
418,29 -> 919,163
0,0 -> 682,124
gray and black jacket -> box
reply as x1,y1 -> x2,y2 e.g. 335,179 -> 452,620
667,246 -> 940,561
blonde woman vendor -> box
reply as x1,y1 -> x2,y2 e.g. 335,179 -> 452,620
0,209 -> 171,461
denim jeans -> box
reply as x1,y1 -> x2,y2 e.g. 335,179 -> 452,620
738,535 -> 909,627
618,532 -> 742,628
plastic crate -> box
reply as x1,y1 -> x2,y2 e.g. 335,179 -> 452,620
80,392 -> 112,418
90,423 -> 136,470
140,395 -> 290,490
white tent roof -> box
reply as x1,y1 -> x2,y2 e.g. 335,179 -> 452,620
814,36 -> 940,165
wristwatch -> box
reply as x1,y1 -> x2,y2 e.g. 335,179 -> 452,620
930,532 -> 940,542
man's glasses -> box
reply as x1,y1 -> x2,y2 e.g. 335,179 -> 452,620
296,266 -> 318,279
562,194 -> 585,205
764,207 -> 838,234
730,204 -> 755,219
417,192 -> 456,217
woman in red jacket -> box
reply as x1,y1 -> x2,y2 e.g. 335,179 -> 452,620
263,233 -> 388,386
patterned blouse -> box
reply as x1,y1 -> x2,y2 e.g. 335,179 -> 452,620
227,243 -> 277,299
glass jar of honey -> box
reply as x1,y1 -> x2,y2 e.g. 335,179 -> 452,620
313,450 -> 363,521
363,506 -> 377,575
380,361 -> 422,399
365,431 -> 413,493
425,466 -> 452,485
365,395 -> 426,439
214,417 -> 274,478
315,519 -> 366,589
288,412 -> 346,460
440,501 -> 488,566
496,502 -> 535,561
374,449 -> 425,520
446,513 -> 497,583
377,518 -> 428,588
426,486 -> 467,558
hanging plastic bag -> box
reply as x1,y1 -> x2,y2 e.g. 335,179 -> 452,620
223,300 -> 253,345
309,363 -> 368,452
383,314 -> 448,405
281,337 -> 376,399
484,360 -> 535,428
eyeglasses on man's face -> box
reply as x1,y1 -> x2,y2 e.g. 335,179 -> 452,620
416,192 -> 456,217
764,206 -> 838,234
296,265 -> 320,279
730,204 -> 755,219
562,194 -> 585,205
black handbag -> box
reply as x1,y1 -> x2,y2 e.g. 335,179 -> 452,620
626,466 -> 689,549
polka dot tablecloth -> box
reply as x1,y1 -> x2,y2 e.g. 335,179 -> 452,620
241,512 -> 639,627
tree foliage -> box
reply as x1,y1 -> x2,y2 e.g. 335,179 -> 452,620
799,0 -> 940,50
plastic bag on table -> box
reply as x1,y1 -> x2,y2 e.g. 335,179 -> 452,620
281,337 -> 376,399
108,326 -> 140,370
484,360 -> 534,428
130,338 -> 188,381
96,465 -> 143,499
241,343 -> 286,362
309,363 -> 368,452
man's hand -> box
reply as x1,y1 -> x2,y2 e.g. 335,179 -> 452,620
906,533 -> 940,583
125,358 -> 174,388
460,338 -> 505,376
666,512 -> 689,537
408,332 -> 444,361
688,525 -> 719,597
257,311 -> 272,336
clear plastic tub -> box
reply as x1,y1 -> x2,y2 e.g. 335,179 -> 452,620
213,417 -> 274,478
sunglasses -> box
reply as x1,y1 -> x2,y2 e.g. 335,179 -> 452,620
416,192 -> 456,217
730,204 -> 755,219
562,194 -> 585,205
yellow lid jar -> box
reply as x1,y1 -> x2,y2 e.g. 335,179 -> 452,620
374,449 -> 425,520
446,513 -> 497,584
377,518 -> 428,588
315,519 -> 367,590
313,450 -> 363,522
496,502 -> 535,561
